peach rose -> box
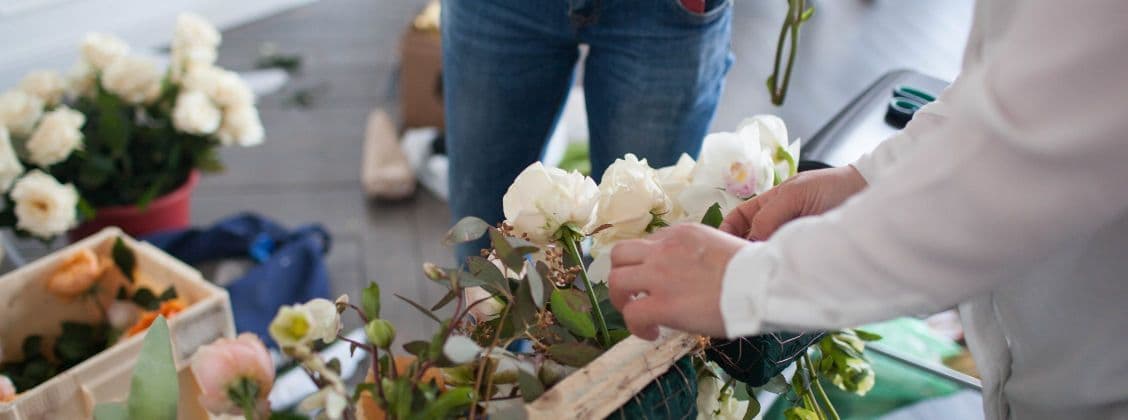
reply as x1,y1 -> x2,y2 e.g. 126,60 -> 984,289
46,249 -> 103,298
191,333 -> 275,416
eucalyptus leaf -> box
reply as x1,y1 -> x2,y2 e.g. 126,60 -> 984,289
701,202 -> 724,228
516,368 -> 546,402
444,217 -> 490,246
550,289 -> 596,339
526,261 -> 546,309
509,274 -> 538,330
403,340 -> 430,358
128,316 -> 178,420
546,342 -> 602,367
466,256 -> 509,296
431,289 -> 458,311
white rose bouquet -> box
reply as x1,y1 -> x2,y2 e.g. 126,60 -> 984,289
0,13 -> 263,240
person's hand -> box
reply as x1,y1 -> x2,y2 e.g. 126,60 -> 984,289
608,224 -> 747,340
720,166 -> 867,240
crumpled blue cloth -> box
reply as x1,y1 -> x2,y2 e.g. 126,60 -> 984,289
144,213 -> 332,347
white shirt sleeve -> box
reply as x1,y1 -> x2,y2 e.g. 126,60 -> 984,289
720,0 -> 1128,337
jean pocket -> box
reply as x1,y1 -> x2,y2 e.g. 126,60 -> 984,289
668,0 -> 732,25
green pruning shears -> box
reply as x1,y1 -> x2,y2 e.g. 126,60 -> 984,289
885,85 -> 938,128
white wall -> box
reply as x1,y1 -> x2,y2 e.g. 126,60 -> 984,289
0,0 -> 316,86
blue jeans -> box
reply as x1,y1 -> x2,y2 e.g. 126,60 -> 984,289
443,0 -> 734,261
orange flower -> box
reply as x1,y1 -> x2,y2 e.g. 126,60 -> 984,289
45,249 -> 104,298
126,298 -> 187,337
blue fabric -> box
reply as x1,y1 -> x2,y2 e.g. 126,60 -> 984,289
144,213 -> 332,348
442,0 -> 734,261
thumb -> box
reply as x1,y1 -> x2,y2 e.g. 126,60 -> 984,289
748,186 -> 802,241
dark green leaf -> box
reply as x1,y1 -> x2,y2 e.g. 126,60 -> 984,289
418,386 -> 475,419
112,237 -> 136,283
489,228 -> 537,272
509,274 -> 538,330
608,329 -> 631,345
93,402 -> 128,420
157,287 -> 178,301
95,90 -> 130,158
403,340 -> 430,358
550,289 -> 595,339
77,198 -> 97,221
744,395 -> 761,419
444,217 -> 490,246
128,316 -> 178,420
853,329 -> 883,342
546,342 -> 603,367
535,262 -> 553,306
517,368 -> 546,402
131,288 -> 160,310
431,289 -> 458,311
701,202 -> 724,228
599,299 -> 625,331
526,262 -> 547,309
362,282 -> 381,320
394,293 -> 441,323
466,256 -> 509,296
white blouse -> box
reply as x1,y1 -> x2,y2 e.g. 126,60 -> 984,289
719,1 -> 1128,418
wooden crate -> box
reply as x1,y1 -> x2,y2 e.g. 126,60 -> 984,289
0,228 -> 235,420
525,331 -> 698,419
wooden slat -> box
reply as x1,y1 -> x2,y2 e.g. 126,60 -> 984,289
526,331 -> 699,419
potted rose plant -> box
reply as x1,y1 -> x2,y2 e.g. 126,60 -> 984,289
0,13 -> 263,241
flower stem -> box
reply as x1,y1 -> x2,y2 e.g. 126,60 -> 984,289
805,353 -> 840,420
240,398 -> 257,420
562,232 -> 610,348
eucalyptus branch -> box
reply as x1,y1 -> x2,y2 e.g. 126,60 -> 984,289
561,231 -> 611,348
469,303 -> 512,419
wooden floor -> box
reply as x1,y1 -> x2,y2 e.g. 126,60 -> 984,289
191,0 -> 973,340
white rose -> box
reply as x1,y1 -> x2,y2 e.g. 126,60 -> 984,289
101,56 -> 163,104
464,286 -> 505,322
304,298 -> 342,344
81,32 -> 130,70
655,153 -> 696,222
0,90 -> 44,137
0,127 -> 25,193
170,46 -> 217,80
173,13 -> 221,50
66,62 -> 98,99
590,154 -> 671,250
26,106 -> 85,167
180,66 -> 222,95
19,70 -> 66,106
502,162 -> 599,244
216,106 -> 264,146
212,70 -> 254,108
9,170 -> 79,239
172,90 -> 222,135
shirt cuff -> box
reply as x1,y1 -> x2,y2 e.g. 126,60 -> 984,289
720,242 -> 778,338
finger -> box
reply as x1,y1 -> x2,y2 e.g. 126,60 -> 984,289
607,265 -> 650,310
720,197 -> 763,237
610,239 -> 654,267
748,187 -> 802,241
621,297 -> 665,341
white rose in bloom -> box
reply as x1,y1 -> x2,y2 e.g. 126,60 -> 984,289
0,90 -> 44,137
66,62 -> 98,99
19,70 -> 66,106
212,70 -> 254,108
101,56 -> 162,104
0,127 -> 24,193
9,170 -> 79,239
80,32 -> 130,70
180,66 -> 222,95
216,106 -> 264,146
26,106 -> 86,167
655,153 -> 696,222
173,13 -> 221,51
738,114 -> 801,181
590,154 -> 671,250
503,162 -> 599,244
173,91 -> 222,135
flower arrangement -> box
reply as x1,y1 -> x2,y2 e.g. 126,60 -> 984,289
0,237 -> 184,398
144,115 -> 875,419
0,13 -> 263,240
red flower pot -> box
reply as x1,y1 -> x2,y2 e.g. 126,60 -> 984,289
69,171 -> 200,241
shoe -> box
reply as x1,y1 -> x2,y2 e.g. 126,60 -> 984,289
361,109 -> 417,200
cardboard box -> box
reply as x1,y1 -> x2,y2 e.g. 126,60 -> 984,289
399,26 -> 444,130
0,228 -> 235,420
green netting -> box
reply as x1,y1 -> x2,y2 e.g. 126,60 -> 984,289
610,357 -> 698,419
707,332 -> 824,386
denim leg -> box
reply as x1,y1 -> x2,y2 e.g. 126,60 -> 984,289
581,0 -> 734,180
442,0 -> 579,263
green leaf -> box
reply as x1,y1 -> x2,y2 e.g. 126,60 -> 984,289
431,289 -> 458,311
853,329 -> 883,342
534,262 -> 553,306
744,395 -> 761,419
517,368 -> 546,402
784,407 -> 819,420
701,202 -> 724,228
489,228 -> 537,272
444,217 -> 490,246
546,342 -> 603,367
550,289 -> 596,338
800,6 -> 815,22
418,386 -> 475,419
607,329 -> 631,344
95,90 -> 131,158
93,402 -> 128,420
403,340 -> 430,358
509,273 -> 538,330
112,237 -> 136,283
466,256 -> 509,296
394,293 -> 441,323
763,373 -> 790,394
77,198 -> 97,221
361,282 -> 381,320
131,287 -> 160,310
526,261 -> 546,309
128,316 -> 178,420
158,286 -> 178,301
